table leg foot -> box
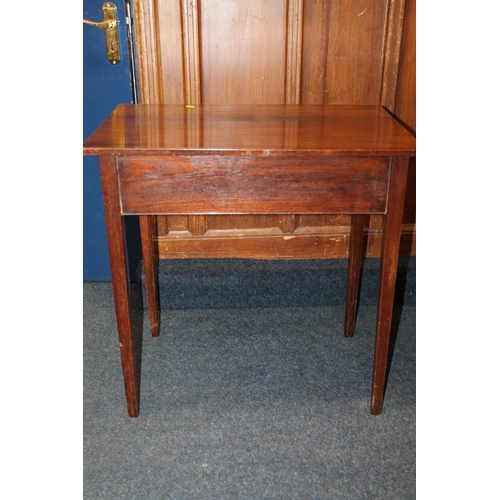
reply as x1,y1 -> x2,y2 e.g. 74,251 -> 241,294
126,399 -> 140,418
370,388 -> 384,415
122,349 -> 140,417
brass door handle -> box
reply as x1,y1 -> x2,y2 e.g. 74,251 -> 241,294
83,2 -> 120,65
83,19 -> 116,29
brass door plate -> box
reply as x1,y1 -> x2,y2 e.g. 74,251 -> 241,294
83,3 -> 120,64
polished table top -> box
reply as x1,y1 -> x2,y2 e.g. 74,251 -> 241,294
83,104 -> 416,157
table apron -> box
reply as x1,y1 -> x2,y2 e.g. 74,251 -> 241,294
115,155 -> 391,215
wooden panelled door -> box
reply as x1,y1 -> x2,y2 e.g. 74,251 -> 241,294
130,0 -> 416,260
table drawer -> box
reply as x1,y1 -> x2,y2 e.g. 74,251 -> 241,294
116,155 -> 390,215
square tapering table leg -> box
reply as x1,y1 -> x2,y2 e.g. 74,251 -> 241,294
370,157 -> 409,415
100,156 -> 140,417
139,215 -> 160,337
344,214 -> 366,337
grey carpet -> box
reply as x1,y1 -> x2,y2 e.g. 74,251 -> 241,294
84,257 -> 415,499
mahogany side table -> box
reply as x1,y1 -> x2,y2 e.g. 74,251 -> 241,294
83,104 -> 416,417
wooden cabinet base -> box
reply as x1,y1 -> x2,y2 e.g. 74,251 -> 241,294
155,224 -> 416,260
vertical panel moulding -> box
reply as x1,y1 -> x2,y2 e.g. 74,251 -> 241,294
181,0 -> 207,236
285,0 -> 304,105
181,0 -> 202,105
132,0 -> 163,104
156,0 -> 186,238
380,0 -> 407,111
132,0 -> 165,241
151,0 -> 167,236
280,0 -> 304,235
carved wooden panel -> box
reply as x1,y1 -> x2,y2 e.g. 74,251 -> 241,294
131,0 -> 416,258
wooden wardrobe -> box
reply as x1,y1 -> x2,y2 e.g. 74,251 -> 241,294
130,0 -> 416,259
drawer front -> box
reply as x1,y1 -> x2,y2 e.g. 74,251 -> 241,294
117,155 -> 390,215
